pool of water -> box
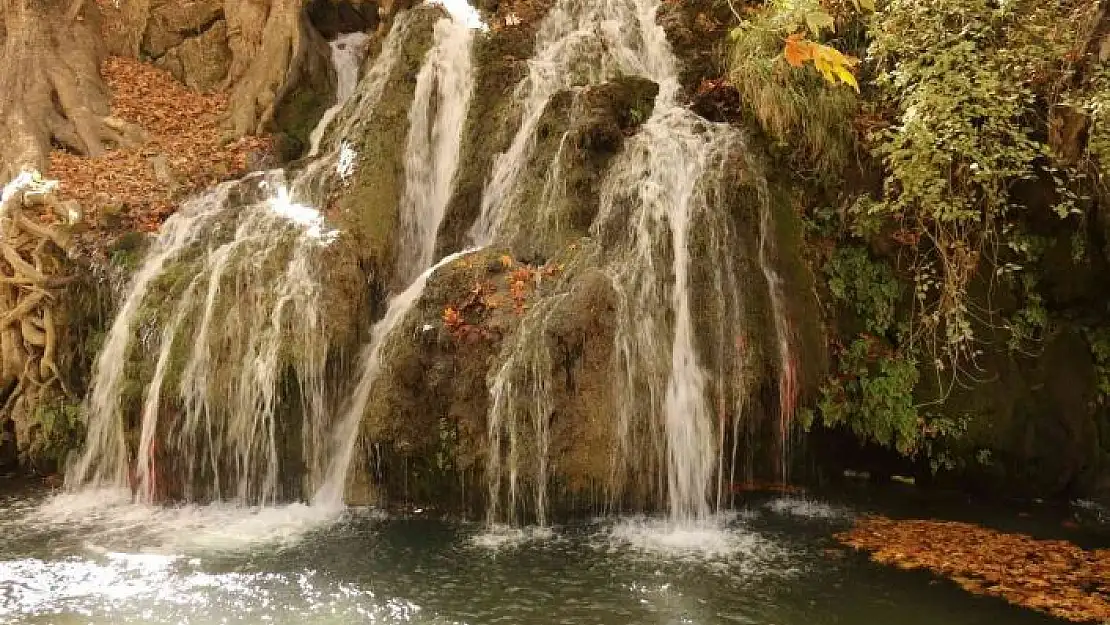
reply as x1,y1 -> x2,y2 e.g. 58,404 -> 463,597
0,484 -> 1083,625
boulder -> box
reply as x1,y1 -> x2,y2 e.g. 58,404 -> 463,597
154,19 -> 231,92
143,0 -> 225,58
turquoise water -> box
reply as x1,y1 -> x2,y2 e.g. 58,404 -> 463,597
0,484 -> 1085,625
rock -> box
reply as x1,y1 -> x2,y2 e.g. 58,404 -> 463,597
147,153 -> 180,195
155,19 -> 231,92
175,20 -> 231,91
306,0 -> 379,39
143,0 -> 225,58
657,0 -> 733,94
928,327 -> 1106,498
0,418 -> 17,473
244,149 -> 277,172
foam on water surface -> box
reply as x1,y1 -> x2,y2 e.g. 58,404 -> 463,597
467,524 -> 556,550
764,496 -> 852,521
602,514 -> 792,566
28,488 -> 342,555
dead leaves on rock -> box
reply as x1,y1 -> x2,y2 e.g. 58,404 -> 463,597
48,56 -> 270,251
837,516 -> 1110,623
441,254 -> 564,343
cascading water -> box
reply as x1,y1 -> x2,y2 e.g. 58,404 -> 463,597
314,249 -> 474,508
468,0 -> 677,244
477,0 -> 796,525
395,16 -> 476,282
758,199 -> 798,483
68,169 -> 340,504
71,1 -> 479,507
314,8 -> 478,506
67,21 -> 400,503
308,32 -> 372,157
66,0 -> 792,524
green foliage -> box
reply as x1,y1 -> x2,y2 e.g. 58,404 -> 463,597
1083,326 -> 1110,404
864,0 -> 1087,369
27,400 -> 85,470
725,0 -> 858,172
818,338 -> 920,453
1006,274 -> 1049,352
109,231 -> 150,272
824,246 -> 902,335
628,103 -> 647,126
1065,65 -> 1110,177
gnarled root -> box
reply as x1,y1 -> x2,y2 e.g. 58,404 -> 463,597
0,182 -> 74,412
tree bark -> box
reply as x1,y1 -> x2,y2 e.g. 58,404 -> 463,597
224,0 -> 336,136
0,0 -> 144,181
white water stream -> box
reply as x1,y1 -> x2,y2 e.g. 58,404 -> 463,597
478,0 -> 796,526
70,5 -> 478,509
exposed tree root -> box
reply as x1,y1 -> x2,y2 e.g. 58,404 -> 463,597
0,0 -> 146,181
0,177 -> 74,415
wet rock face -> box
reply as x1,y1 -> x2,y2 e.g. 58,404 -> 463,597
538,268 -> 620,501
657,0 -> 734,95
520,76 -> 659,255
435,9 -> 554,258
943,328 -> 1107,498
352,249 -> 621,513
330,5 -> 442,291
306,0 -> 381,38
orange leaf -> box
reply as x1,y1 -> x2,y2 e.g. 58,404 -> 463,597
784,33 -> 813,68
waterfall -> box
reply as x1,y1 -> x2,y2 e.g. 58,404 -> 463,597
479,0 -> 794,524
315,12 -> 478,506
596,110 -> 745,523
68,189 -> 235,491
476,0 -> 682,528
314,249 -> 475,508
395,17 -> 475,282
68,170 -> 339,504
467,0 -> 679,245
65,22 -> 405,502
758,199 -> 798,482
308,32 -> 372,157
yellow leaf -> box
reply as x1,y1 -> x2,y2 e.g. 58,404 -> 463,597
833,63 -> 860,92
857,0 -> 876,11
500,254 -> 514,268
808,42 -> 861,91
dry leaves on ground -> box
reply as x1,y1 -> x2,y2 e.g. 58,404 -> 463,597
47,57 -> 269,246
837,516 -> 1110,623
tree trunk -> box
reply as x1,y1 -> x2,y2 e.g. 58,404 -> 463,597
0,0 -> 144,181
225,0 -> 333,137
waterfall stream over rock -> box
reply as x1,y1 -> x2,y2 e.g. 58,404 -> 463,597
473,0 -> 799,524
65,0 -> 809,525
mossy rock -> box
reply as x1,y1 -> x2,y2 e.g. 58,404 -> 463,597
351,245 -> 629,513
459,75 -> 659,261
909,323 -> 1105,499
270,25 -> 338,160
437,20 -> 543,256
657,0 -> 734,94
332,5 -> 443,290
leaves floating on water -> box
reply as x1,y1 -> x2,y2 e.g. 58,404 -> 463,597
837,516 -> 1110,623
